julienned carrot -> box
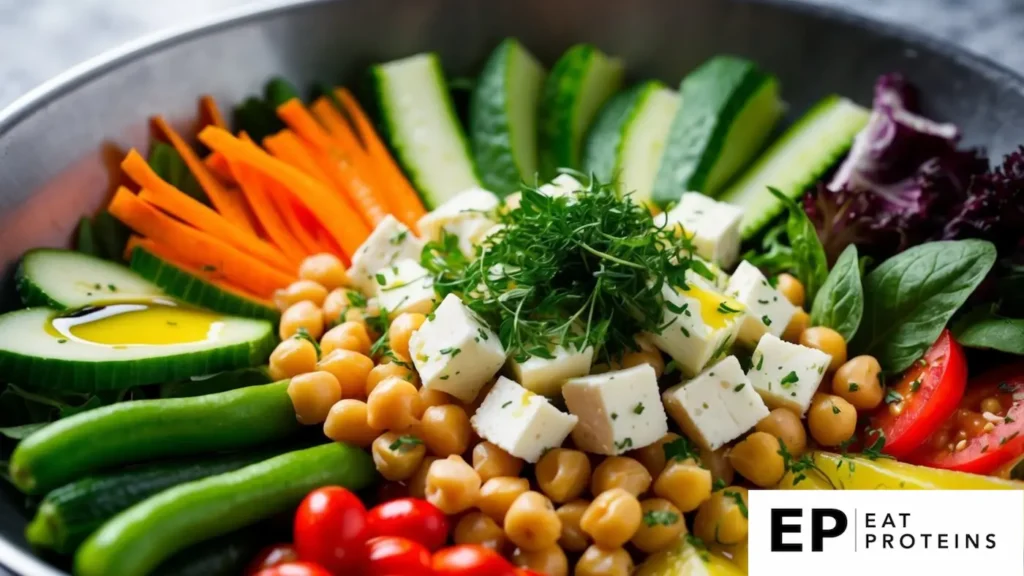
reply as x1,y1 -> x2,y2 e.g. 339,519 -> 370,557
151,116 -> 257,234
276,99 -> 338,156
268,188 -> 328,256
309,98 -> 363,156
198,126 -> 370,258
228,157 -> 310,262
109,187 -> 294,298
335,88 -> 426,228
121,149 -> 295,274
264,131 -> 333,184
205,152 -> 235,184
199,95 -> 228,130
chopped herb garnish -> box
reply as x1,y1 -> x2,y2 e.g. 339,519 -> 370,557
998,381 -> 1015,393
611,412 -> 618,420
758,299 -> 770,305
761,315 -> 772,326
439,347 -> 462,358
389,229 -> 409,245
477,328 -> 489,341
832,404 -> 841,415
439,375 -> 450,380
755,354 -> 764,371
723,490 -> 748,518
388,435 -> 423,452
615,437 -> 633,450
848,382 -> 860,392
1006,415 -> 1016,424
780,371 -> 799,388
712,478 -> 727,491
57,338 -> 67,344
1000,431 -> 1020,446
643,510 -> 680,527
347,291 -> 368,308
663,437 -> 699,463
293,327 -> 322,359
884,389 -> 903,404
733,383 -> 746,392
166,321 -> 178,326
716,302 -> 742,314
909,379 -> 921,393
375,273 -> 388,286
501,401 -> 512,408
633,402 -> 644,415
107,284 -> 117,291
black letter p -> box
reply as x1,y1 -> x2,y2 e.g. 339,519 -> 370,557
811,508 -> 848,552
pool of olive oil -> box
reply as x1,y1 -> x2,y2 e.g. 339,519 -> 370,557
47,298 -> 225,346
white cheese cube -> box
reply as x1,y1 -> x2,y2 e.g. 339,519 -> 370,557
660,192 -> 743,268
409,294 -> 506,402
471,376 -> 578,462
725,261 -> 797,347
747,334 -> 831,415
646,282 -> 745,378
662,356 -> 768,450
374,259 -> 437,316
417,188 -> 500,257
508,345 -> 594,397
349,215 -> 424,294
562,364 -> 669,455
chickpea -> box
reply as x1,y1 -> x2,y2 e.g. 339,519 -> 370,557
389,313 -> 426,359
477,476 -> 530,523
321,321 -> 372,356
536,449 -> 591,503
832,355 -> 884,410
505,491 -> 562,552
698,445 -> 735,486
694,487 -> 749,545
631,498 -> 686,554
280,301 -> 324,340
472,442 -> 524,483
653,459 -> 712,512
575,545 -> 633,576
299,253 -> 349,290
755,408 -> 808,457
372,431 -> 427,481
782,309 -> 810,343
268,337 -> 318,380
416,404 -> 471,457
366,360 -> 416,396
323,399 -> 378,447
407,456 -> 438,499
322,288 -> 364,327
453,511 -> 506,552
274,279 -> 329,311
316,349 -> 374,400
629,433 -> 682,478
555,500 -> 591,552
419,387 -> 454,410
366,377 -> 422,432
776,273 -> 805,307
800,327 -> 847,371
424,455 -> 481,514
728,431 -> 786,488
579,488 -> 642,548
808,393 -> 858,447
511,545 -> 568,576
591,456 -> 651,497
287,371 -> 342,425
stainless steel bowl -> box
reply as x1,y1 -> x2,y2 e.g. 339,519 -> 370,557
2,0 -> 1024,574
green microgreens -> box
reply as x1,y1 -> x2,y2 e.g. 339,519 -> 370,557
293,328 -> 321,360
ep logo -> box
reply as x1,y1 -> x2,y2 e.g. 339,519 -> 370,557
770,508 -> 848,552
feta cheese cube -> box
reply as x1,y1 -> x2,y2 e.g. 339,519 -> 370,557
662,356 -> 768,450
646,282 -> 744,377
747,334 -> 831,415
562,364 -> 669,455
660,192 -> 743,267
349,215 -> 424,294
725,261 -> 797,347
374,259 -> 438,316
508,345 -> 594,397
409,294 -> 506,402
471,376 -> 578,462
417,188 -> 500,257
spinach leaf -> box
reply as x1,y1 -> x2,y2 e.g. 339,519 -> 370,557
952,307 -> 1024,355
810,245 -> 863,341
767,187 -> 828,304
742,220 -> 794,277
148,142 -> 206,204
852,239 -> 996,373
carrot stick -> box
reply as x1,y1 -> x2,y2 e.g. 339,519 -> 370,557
151,116 -> 257,234
309,98 -> 364,155
263,130 -> 333,183
335,88 -> 427,228
121,149 -> 295,273
228,157 -> 310,262
109,187 -> 293,297
268,189 -> 328,255
199,126 -> 370,259
205,152 -> 235,184
199,95 -> 228,130
276,99 -> 338,155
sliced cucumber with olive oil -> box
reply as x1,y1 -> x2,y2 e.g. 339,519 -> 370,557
718,95 -> 870,238
17,249 -> 165,309
653,56 -> 784,204
0,305 -> 275,392
470,38 -> 546,195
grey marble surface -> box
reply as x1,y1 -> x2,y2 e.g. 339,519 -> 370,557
0,0 -> 1023,109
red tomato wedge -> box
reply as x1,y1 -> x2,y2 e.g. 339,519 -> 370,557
908,362 -> 1024,474
869,330 -> 967,458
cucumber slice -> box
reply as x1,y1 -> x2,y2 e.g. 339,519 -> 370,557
538,44 -> 624,179
16,249 -> 165,310
0,307 -> 275,391
719,95 -> 870,239
470,39 -> 546,195
129,247 -> 279,322
653,56 -> 784,204
584,81 -> 681,204
371,53 -> 480,208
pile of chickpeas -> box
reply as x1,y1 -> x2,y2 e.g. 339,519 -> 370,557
266,257 -> 892,574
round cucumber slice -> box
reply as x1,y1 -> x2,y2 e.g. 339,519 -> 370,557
0,308 -> 275,392
17,249 -> 165,310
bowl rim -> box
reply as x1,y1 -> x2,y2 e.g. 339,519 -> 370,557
1,0 -> 1022,574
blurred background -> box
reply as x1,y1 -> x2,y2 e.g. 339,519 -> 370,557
0,0 -> 1022,108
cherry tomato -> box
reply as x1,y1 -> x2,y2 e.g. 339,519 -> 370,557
366,536 -> 433,575
367,497 -> 449,551
432,545 -> 517,576
868,330 -> 967,458
907,362 -> 1024,474
515,570 -> 544,576
253,562 -> 333,576
294,486 -> 368,574
246,544 -> 299,575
